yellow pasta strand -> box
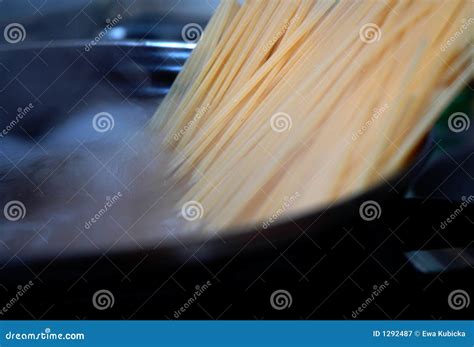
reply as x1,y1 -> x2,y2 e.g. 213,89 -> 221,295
150,0 -> 473,233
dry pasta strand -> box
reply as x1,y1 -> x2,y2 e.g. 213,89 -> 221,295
150,0 -> 473,233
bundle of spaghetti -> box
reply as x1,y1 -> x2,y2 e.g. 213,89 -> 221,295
150,0 -> 473,232
150,0 -> 240,128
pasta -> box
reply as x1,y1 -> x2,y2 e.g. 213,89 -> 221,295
150,0 -> 473,232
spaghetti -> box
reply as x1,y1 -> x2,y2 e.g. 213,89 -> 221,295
151,0 -> 473,232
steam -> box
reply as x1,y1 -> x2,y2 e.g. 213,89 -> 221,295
0,103 -> 187,262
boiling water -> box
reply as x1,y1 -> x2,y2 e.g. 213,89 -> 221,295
0,103 -> 185,261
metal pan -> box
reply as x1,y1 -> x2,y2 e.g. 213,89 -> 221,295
0,41 -> 451,319
0,40 -> 433,261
